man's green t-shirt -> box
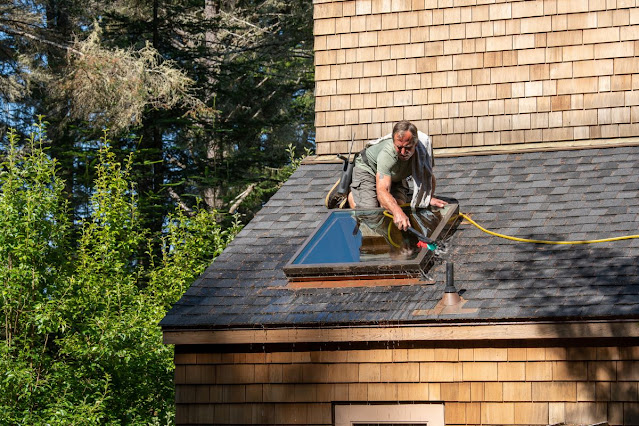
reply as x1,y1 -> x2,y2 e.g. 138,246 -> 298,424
355,136 -> 412,182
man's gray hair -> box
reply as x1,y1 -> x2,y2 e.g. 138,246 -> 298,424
392,120 -> 418,144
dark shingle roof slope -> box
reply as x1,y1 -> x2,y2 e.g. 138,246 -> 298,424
160,145 -> 639,329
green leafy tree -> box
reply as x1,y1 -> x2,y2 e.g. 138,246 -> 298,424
149,206 -> 242,311
0,123 -> 69,423
0,124 -> 244,424
53,137 -> 158,423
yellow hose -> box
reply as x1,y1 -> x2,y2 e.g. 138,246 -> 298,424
387,220 -> 400,248
459,212 -> 639,245
383,208 -> 639,246
384,210 -> 427,248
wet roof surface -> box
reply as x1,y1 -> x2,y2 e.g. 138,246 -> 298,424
160,145 -> 639,329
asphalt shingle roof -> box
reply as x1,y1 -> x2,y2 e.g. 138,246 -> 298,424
160,145 -> 639,329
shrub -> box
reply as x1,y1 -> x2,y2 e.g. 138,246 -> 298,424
0,124 -> 241,424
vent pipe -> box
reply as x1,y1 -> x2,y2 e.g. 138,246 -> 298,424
443,262 -> 461,306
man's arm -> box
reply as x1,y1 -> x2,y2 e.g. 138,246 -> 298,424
430,175 -> 448,208
376,173 -> 411,230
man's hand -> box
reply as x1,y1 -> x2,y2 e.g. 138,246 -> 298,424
429,176 -> 448,208
392,209 -> 411,231
430,197 -> 448,208
376,173 -> 410,230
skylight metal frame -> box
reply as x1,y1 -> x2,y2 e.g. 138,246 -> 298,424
283,203 -> 459,281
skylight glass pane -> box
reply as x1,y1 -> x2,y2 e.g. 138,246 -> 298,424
292,212 -> 363,264
291,205 -> 451,266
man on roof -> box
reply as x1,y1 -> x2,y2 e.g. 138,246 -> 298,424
347,120 -> 447,231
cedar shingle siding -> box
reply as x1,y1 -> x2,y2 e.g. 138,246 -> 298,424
314,0 -> 639,154
175,345 -> 639,425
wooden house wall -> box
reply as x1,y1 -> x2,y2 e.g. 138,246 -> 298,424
174,343 -> 639,425
313,0 -> 639,155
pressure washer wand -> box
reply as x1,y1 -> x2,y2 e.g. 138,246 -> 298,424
405,226 -> 438,251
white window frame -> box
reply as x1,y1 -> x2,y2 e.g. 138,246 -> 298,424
334,403 -> 445,426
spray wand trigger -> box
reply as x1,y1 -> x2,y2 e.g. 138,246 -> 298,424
406,227 -> 438,251
417,241 -> 438,251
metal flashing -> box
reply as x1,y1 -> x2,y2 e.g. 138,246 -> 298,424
282,204 -> 459,282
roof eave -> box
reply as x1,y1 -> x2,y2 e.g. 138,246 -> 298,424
162,318 -> 639,345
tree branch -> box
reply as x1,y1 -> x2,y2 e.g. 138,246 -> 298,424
229,183 -> 256,213
2,27 -> 84,56
166,155 -> 187,170
167,187 -> 195,216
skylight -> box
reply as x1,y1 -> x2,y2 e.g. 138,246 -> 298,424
283,203 -> 458,281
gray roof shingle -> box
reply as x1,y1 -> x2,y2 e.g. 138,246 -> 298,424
160,145 -> 639,329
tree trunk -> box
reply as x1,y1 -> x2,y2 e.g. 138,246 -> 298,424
140,0 -> 166,238
202,0 -> 223,211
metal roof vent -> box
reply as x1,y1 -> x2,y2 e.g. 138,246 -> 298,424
443,262 -> 462,306
412,261 -> 477,316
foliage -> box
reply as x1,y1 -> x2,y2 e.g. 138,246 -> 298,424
231,143 -> 312,220
194,1 -> 316,212
0,0 -> 315,419
0,125 -> 243,424
149,206 -> 242,311
59,26 -> 209,132
1,0 -> 315,227
0,122 -> 69,424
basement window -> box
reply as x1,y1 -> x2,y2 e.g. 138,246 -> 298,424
283,203 -> 458,281
334,403 -> 445,426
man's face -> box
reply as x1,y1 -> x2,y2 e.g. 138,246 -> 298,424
393,131 -> 416,161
